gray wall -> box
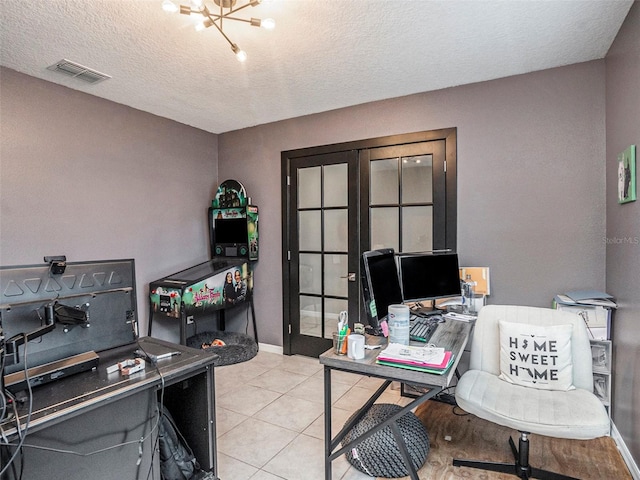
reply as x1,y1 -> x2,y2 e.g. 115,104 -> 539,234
0,67 -> 219,340
218,60 -> 607,348
605,1 -> 640,465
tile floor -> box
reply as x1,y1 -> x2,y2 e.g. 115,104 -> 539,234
214,349 -> 413,480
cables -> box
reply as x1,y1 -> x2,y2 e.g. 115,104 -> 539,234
0,334 -> 167,479
0,333 -> 34,479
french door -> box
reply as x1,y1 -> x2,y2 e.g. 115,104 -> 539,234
282,129 -> 456,357
285,151 -> 359,357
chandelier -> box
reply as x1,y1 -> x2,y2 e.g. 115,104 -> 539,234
162,0 -> 275,62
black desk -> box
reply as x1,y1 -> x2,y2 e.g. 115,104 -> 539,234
1,337 -> 217,480
319,319 -> 472,480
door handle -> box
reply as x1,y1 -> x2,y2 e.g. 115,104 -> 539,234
340,273 -> 356,282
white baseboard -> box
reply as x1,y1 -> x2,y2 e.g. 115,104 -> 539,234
257,342 -> 283,355
612,420 -> 640,480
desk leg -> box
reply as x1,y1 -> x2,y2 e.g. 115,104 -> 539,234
207,365 -> 218,478
390,422 -> 419,480
324,366 -> 332,480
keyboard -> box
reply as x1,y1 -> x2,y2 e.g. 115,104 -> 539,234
409,317 -> 440,342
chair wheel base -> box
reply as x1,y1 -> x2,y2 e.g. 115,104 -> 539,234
453,433 -> 581,480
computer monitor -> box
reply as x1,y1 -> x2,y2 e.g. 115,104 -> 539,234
398,252 -> 461,313
360,248 -> 404,334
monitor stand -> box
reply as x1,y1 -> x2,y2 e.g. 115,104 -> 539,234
409,302 -> 443,317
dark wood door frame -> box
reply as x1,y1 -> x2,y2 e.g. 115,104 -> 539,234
281,128 -> 457,355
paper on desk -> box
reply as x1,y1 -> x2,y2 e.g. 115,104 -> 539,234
378,343 -> 447,366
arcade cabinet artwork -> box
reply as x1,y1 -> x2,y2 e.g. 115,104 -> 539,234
149,180 -> 258,346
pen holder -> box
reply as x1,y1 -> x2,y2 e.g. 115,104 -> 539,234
333,332 -> 348,355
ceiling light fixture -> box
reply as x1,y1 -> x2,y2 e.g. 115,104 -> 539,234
163,0 -> 275,62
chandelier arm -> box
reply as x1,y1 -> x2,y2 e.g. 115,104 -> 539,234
204,11 -> 236,48
218,16 -> 254,23
225,2 -> 255,16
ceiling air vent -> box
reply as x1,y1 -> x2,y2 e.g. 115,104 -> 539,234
47,59 -> 111,84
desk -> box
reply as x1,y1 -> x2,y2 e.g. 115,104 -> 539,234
1,337 -> 217,480
319,319 -> 471,480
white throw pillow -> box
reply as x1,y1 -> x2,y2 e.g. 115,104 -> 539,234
499,321 -> 575,391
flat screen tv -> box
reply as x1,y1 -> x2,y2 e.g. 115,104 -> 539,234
398,252 -> 461,311
360,248 -> 403,335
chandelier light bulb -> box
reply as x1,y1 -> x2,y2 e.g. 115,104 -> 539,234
162,0 -> 179,13
261,18 -> 275,30
232,44 -> 247,62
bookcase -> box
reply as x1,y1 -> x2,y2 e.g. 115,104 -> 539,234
590,339 -> 612,416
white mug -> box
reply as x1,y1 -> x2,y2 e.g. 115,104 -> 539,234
347,334 -> 365,360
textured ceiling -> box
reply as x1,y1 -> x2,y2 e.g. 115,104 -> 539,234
0,0 -> 633,134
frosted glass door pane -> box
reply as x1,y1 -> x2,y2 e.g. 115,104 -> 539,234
324,254 -> 348,297
298,167 -> 321,209
402,206 -> 433,252
324,164 -> 348,207
324,209 -> 348,252
402,155 -> 433,203
370,159 -> 398,205
299,211 -> 321,251
370,207 -> 399,251
299,295 -> 321,337
299,253 -> 321,294
324,298 -> 348,338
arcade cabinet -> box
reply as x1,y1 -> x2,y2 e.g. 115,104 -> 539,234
149,179 -> 258,346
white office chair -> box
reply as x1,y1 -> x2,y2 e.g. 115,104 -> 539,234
453,305 -> 610,480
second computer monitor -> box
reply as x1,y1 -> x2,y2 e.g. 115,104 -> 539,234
360,248 -> 403,333
398,252 -> 461,308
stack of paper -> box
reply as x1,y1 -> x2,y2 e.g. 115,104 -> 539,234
376,343 -> 454,374
553,290 -> 616,341
555,290 -> 617,309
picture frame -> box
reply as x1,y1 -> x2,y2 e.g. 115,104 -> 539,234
617,145 -> 636,204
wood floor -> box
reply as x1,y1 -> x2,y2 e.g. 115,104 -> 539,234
411,400 -> 632,480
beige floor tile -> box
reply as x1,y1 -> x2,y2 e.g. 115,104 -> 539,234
287,376 -> 353,405
215,406 -> 249,437
280,354 -> 324,377
214,352 -> 422,479
254,394 -> 324,432
303,405 -> 354,440
218,417 -> 298,468
333,385 -> 401,412
215,362 -> 272,396
247,368 -> 309,394
250,350 -> 288,370
249,470 -> 286,479
262,433 -> 350,480
314,368 -> 363,386
216,452 -> 258,480
217,383 -> 282,416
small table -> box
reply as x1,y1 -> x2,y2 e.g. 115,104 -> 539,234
319,318 -> 472,480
